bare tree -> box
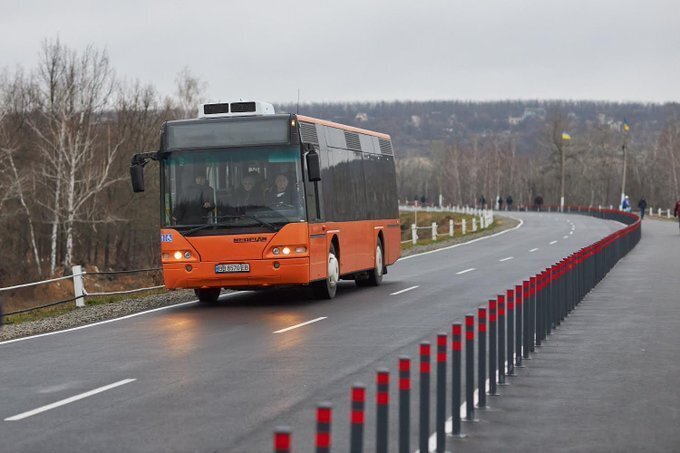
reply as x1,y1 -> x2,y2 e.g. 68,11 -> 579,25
174,67 -> 207,119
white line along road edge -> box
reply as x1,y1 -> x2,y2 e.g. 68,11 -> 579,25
273,317 -> 327,334
390,285 -> 420,296
5,379 -> 136,421
499,256 -> 514,262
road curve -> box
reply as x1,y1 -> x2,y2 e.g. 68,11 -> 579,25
0,212 -> 623,452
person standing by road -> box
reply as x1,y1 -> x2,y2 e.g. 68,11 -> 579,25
638,198 -> 647,219
506,195 -> 514,211
674,199 -> 680,231
497,196 -> 504,211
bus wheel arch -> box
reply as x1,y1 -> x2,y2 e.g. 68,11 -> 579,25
312,238 -> 339,299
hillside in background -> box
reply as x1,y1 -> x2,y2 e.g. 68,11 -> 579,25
277,100 -> 679,158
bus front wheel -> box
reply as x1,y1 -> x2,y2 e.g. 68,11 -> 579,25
195,288 -> 221,303
312,243 -> 339,299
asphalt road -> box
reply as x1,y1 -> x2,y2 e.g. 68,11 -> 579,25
0,212 -> 623,453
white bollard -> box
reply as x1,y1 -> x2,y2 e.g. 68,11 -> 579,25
649,207 -> 653,216
658,208 -> 662,216
72,265 -> 85,308
431,222 -> 437,241
411,224 -> 418,245
472,217 -> 477,232
449,219 -> 454,237
667,209 -> 671,219
462,219 -> 467,235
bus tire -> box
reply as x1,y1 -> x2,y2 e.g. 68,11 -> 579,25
312,243 -> 339,299
365,238 -> 385,286
195,288 -> 221,303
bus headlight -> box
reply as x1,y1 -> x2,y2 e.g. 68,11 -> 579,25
282,247 -> 291,255
272,247 -> 280,255
183,251 -> 192,259
174,251 -> 183,260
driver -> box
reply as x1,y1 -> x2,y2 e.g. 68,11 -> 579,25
267,174 -> 294,206
174,173 -> 215,224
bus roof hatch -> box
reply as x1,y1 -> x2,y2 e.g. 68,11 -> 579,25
198,100 -> 275,118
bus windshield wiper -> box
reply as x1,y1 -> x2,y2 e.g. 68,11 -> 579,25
217,214 -> 280,232
181,222 -> 241,236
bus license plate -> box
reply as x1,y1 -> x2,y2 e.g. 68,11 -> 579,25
215,263 -> 250,273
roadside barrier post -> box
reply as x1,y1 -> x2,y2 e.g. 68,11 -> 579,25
449,219 -> 454,237
274,426 -> 292,453
411,224 -> 418,245
472,218 -> 477,232
488,300 -> 498,395
432,222 -> 437,241
465,315 -> 476,420
506,289 -> 515,376
529,276 -> 536,352
522,281 -> 530,359
477,307 -> 487,407
350,385 -> 365,453
462,219 -> 466,235
436,333 -> 448,452
515,285 -> 523,367
316,403 -> 332,453
498,295 -> 507,384
72,265 -> 85,308
535,274 -> 542,347
546,268 -> 553,336
451,324 -> 463,436
419,342 -> 431,452
398,357 -> 410,453
376,369 -> 389,453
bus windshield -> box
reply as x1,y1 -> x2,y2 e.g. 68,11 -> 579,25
162,146 -> 305,233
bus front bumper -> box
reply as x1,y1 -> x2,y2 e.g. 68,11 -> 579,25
163,257 -> 310,289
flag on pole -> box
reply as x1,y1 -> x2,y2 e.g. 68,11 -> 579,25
623,119 -> 630,132
561,132 -> 572,141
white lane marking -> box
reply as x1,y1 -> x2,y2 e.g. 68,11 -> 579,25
400,217 -> 524,261
563,235 -> 569,239
456,268 -> 476,275
549,240 -> 558,245
390,285 -> 419,296
273,317 -> 327,334
4,379 -> 136,421
0,292 -> 244,347
569,231 -> 573,235
499,256 -> 514,262
529,248 -> 539,253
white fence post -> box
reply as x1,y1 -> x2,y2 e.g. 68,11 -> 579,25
411,224 -> 418,245
431,222 -> 437,241
462,219 -> 466,235
449,219 -> 454,237
649,207 -> 652,216
658,208 -> 662,216
667,209 -> 671,218
472,217 -> 477,232
72,265 -> 85,308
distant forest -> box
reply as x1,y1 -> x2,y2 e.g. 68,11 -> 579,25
1,38 -> 679,286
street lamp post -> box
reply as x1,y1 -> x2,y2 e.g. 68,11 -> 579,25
620,121 -> 630,209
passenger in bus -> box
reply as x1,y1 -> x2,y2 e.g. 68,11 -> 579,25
266,174 -> 295,207
234,172 -> 265,208
174,173 -> 215,224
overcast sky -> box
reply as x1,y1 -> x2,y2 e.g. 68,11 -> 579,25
2,0 -> 678,104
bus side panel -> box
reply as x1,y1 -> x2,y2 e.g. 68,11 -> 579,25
308,223 -> 327,282
331,221 -> 373,275
383,220 -> 402,265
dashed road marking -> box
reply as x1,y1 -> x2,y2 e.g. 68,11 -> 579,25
499,256 -> 514,262
529,248 -> 539,253
456,268 -> 476,275
390,285 -> 419,296
5,379 -> 136,421
273,317 -> 327,334
549,240 -> 558,245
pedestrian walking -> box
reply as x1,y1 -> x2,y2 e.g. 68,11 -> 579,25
479,195 -> 487,209
506,195 -> 514,211
638,198 -> 647,219
534,195 -> 544,212
497,196 -> 504,211
622,196 -> 631,213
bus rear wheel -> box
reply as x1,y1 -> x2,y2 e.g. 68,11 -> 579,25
195,288 -> 221,303
357,239 -> 384,287
312,243 -> 339,299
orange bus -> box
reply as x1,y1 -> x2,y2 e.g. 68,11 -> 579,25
130,100 -> 400,301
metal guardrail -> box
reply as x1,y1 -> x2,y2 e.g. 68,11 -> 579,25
0,266 -> 163,318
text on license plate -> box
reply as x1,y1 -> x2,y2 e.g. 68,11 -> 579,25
215,263 -> 250,273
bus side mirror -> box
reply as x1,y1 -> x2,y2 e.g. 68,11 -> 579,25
130,164 -> 145,193
305,145 -> 321,182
